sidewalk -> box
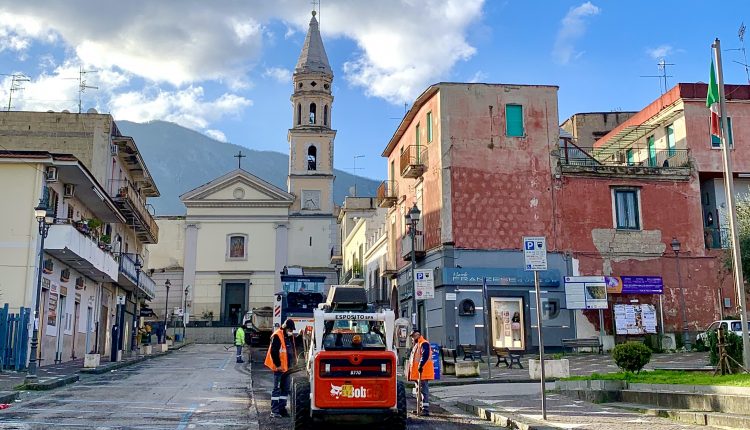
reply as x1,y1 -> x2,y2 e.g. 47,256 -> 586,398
425,351 -> 709,386
0,340 -> 193,392
433,383 -> 711,430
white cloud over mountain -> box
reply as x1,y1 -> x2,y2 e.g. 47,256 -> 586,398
0,1 -> 484,131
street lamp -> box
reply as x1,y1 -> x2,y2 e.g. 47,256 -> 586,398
671,237 -> 691,350
163,279 -> 171,344
131,257 -> 142,354
405,203 -> 421,331
183,286 -> 190,342
26,198 -> 55,382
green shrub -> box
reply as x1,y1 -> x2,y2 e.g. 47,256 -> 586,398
694,337 -> 709,352
643,334 -> 664,353
612,342 -> 652,373
708,329 -> 744,370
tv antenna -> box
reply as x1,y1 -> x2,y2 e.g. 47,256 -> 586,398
77,66 -> 98,113
3,73 -> 31,111
388,103 -> 410,120
640,58 -> 674,95
726,22 -> 750,85
349,155 -> 365,196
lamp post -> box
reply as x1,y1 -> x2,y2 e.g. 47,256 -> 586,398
405,203 -> 421,330
672,238 -> 691,350
26,199 -> 54,382
163,279 -> 171,344
130,257 -> 142,355
183,286 -> 189,342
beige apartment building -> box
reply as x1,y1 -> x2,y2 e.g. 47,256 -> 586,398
0,111 -> 160,365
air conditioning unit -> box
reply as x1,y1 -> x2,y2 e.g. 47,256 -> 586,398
110,143 -> 118,156
46,166 -> 58,182
63,183 -> 76,198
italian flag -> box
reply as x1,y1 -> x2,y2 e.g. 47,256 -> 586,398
706,60 -> 721,139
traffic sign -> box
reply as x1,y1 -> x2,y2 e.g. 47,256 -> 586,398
523,236 -> 547,271
414,269 -> 434,300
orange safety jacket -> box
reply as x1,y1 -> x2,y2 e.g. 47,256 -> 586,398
264,329 -> 295,372
408,336 -> 435,381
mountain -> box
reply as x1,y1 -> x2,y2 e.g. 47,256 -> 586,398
117,120 -> 380,215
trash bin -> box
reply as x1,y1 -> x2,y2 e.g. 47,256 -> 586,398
430,343 -> 441,380
175,334 -> 182,342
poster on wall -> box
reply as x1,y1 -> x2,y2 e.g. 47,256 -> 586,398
606,276 -> 663,294
614,304 -> 657,334
47,283 -> 59,327
564,276 -> 608,309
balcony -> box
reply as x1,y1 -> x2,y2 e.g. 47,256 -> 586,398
400,145 -> 428,179
45,223 -> 119,283
560,143 -> 690,170
118,253 -> 156,300
402,232 -> 425,261
110,180 -> 159,244
376,180 -> 399,208
341,267 -> 364,285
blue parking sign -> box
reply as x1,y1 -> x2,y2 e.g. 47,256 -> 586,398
525,240 -> 534,250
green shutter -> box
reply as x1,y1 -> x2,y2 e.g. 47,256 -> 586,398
626,149 -> 634,166
416,124 -> 420,148
427,112 -> 433,143
506,104 -> 524,137
712,117 -> 734,147
666,125 -> 675,157
647,135 -> 656,167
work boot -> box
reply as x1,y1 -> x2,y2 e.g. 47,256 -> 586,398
279,409 -> 290,417
270,412 -> 282,419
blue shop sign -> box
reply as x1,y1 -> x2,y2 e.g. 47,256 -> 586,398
443,268 -> 560,288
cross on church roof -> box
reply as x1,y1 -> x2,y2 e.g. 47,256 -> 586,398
234,150 -> 246,169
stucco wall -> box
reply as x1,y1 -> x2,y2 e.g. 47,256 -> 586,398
148,218 -> 186,270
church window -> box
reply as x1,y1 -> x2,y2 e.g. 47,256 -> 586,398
307,146 -> 317,170
324,105 -> 328,126
309,103 -> 317,124
227,234 -> 248,260
297,103 -> 301,125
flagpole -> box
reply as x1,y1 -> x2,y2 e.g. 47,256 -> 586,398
713,38 -> 750,370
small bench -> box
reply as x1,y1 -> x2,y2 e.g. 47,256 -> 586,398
441,348 -> 458,375
459,344 -> 484,362
561,337 -> 603,354
493,347 -> 523,369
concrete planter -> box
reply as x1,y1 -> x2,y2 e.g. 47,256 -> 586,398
84,353 -> 100,368
155,343 -> 168,353
140,345 -> 153,355
442,362 -> 456,375
455,361 -> 480,378
167,339 -> 173,347
528,358 -> 570,379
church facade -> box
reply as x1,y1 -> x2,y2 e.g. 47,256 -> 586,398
146,12 -> 338,325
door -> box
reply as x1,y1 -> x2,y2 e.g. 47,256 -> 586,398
223,282 -> 247,325
55,294 -> 67,363
71,301 -> 80,359
85,306 -> 93,354
490,297 -> 525,351
99,305 -> 108,355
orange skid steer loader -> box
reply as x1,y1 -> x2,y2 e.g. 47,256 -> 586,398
289,286 -> 406,429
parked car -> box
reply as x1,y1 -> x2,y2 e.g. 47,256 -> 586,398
696,319 -> 750,342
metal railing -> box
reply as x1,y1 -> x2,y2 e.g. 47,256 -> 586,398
119,253 -> 156,299
109,180 -> 159,242
399,145 -> 428,177
560,146 -> 690,168
401,231 -> 425,260
376,180 -> 399,207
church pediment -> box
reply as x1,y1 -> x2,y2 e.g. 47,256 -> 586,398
180,169 -> 294,207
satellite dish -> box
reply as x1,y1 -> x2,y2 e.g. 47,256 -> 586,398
46,110 -> 54,113
62,110 -> 70,113
87,108 -> 98,114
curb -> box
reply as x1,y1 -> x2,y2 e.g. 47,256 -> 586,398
403,378 -> 548,388
23,374 -> 80,391
455,399 -> 556,430
0,391 -> 18,403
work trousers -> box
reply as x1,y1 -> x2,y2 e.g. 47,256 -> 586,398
418,380 -> 430,414
235,345 -> 243,362
271,371 -> 290,414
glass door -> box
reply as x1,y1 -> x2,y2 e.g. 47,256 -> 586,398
491,297 -> 525,350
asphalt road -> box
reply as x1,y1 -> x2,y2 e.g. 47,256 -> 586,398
249,349 -> 495,430
0,344 -> 256,429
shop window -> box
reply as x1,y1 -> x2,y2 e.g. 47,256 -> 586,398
613,188 -> 640,230
505,104 -> 524,137
458,299 -> 475,316
227,234 -> 248,260
491,297 -> 524,350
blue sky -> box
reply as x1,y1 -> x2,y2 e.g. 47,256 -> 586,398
1,1 -> 748,181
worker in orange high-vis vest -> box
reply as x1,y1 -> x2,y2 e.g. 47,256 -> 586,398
265,319 -> 297,418
408,328 -> 434,416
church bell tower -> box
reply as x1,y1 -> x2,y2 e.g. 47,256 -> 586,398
288,10 -> 335,215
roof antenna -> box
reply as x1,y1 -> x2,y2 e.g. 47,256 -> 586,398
77,66 -> 98,114
726,22 -> 750,85
3,73 -> 30,111
640,58 -> 674,95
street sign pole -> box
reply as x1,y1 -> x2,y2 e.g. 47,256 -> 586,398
524,236 -> 547,421
533,270 -> 547,420
482,277 -> 491,379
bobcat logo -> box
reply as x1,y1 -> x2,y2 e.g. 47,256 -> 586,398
330,384 -> 343,398
330,383 -> 367,399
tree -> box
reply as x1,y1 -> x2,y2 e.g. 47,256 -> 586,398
723,195 -> 750,296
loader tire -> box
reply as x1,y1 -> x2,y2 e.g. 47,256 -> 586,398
391,381 -> 407,430
291,379 -> 312,430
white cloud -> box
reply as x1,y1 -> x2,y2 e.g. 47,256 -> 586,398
205,129 -> 228,142
468,71 -> 488,83
263,67 -> 292,84
553,2 -> 601,64
108,87 -> 252,131
646,44 -> 673,59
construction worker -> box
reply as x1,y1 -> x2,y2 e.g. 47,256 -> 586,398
234,323 -> 246,363
265,319 -> 297,418
408,328 -> 434,416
